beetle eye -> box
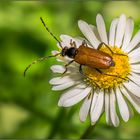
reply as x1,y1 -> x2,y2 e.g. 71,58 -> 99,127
61,47 -> 68,56
61,50 -> 66,56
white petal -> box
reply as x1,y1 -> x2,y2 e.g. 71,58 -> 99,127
55,54 -> 71,62
131,69 -> 140,73
58,84 -> 87,106
131,64 -> 140,73
115,88 -> 129,122
52,81 -> 77,91
91,91 -> 104,123
122,18 -> 134,51
96,14 -> 108,44
123,81 -> 140,97
109,18 -> 118,46
61,87 -> 92,107
50,65 -> 65,73
56,57 -> 64,62
127,103 -> 134,118
105,91 -> 111,125
73,37 -> 83,47
126,30 -> 140,53
67,66 -> 79,73
60,34 -> 86,48
79,94 -> 92,122
89,24 -> 101,41
129,46 -> 140,64
128,72 -> 140,86
78,20 -> 100,49
60,35 -> 73,47
128,45 -> 140,57
115,14 -> 126,48
90,91 -> 98,118
128,93 -> 140,106
120,86 -> 140,113
131,64 -> 140,69
49,76 -> 74,85
51,50 -> 60,55
75,37 -> 94,49
110,89 -> 120,127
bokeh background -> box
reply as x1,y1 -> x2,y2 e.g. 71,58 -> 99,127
0,0 -> 140,139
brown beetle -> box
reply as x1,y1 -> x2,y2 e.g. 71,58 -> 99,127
65,42 -> 115,68
24,17 -> 119,81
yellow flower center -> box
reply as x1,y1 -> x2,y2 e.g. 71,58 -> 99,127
84,44 -> 131,89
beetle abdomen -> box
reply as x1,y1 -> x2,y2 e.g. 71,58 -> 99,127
74,45 -> 114,69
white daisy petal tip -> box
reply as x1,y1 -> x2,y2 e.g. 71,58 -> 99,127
118,14 -> 126,20
96,14 -> 104,24
51,81 -> 76,91
49,79 -> 54,85
96,13 -> 103,18
122,17 -> 134,51
58,100 -> 64,107
78,20 -> 87,30
96,13 -> 108,44
116,88 -> 130,122
78,19 -> 85,24
79,112 -> 85,122
115,14 -> 126,47
91,122 -> 96,126
78,19 -> 100,48
51,50 -> 60,55
50,65 -> 65,73
79,94 -> 92,122
90,91 -> 104,123
120,13 -> 126,17
114,122 -> 120,127
51,86 -> 60,91
60,34 -> 72,42
60,34 -> 66,39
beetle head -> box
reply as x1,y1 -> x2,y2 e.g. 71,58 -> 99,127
61,47 -> 77,58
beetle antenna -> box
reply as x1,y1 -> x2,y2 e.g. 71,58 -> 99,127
24,53 -> 60,77
40,17 -> 63,49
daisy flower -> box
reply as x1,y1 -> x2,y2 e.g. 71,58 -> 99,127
49,14 -> 140,127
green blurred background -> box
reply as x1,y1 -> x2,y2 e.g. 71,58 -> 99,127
0,0 -> 140,139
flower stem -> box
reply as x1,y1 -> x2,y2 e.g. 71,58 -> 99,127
80,124 -> 96,139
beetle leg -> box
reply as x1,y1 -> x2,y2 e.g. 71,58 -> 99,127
82,40 -> 88,47
79,65 -> 100,88
98,42 -> 127,57
98,42 -> 114,54
82,40 -> 86,45
62,60 -> 74,75
73,41 -> 77,48
103,43 -> 127,56
70,39 -> 73,46
70,40 -> 77,48
95,68 -> 127,80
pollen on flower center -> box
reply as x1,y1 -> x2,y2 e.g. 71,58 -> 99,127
84,45 -> 131,89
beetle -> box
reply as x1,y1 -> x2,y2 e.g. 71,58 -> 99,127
24,17 -> 125,83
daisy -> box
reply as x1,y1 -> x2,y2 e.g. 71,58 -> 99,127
49,14 -> 140,127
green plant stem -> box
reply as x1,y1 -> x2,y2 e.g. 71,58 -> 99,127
80,124 -> 96,139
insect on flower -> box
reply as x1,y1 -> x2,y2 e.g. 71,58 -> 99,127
24,17 -> 126,88
24,14 -> 140,127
